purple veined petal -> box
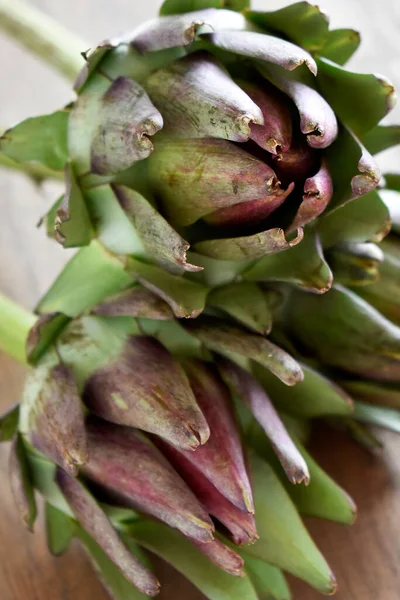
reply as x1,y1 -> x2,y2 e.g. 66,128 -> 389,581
238,80 -> 292,154
91,286 -> 173,320
159,441 -> 258,546
148,138 -> 294,228
21,363 -> 88,476
192,539 -> 245,576
217,357 -> 310,485
205,30 -> 317,75
82,418 -> 215,543
288,159 -> 333,232
204,183 -> 295,228
131,9 -> 248,53
259,64 -> 338,149
161,360 -> 254,513
91,77 -> 163,175
145,53 -> 263,142
56,468 -> 161,596
351,140 -> 382,199
83,336 -> 210,451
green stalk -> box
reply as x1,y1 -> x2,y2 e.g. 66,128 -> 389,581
0,0 -> 87,81
0,292 -> 37,364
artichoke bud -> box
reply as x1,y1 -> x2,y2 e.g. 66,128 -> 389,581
55,316 -> 210,451
82,418 -> 215,543
328,242 -> 384,286
284,285 -> 400,381
19,359 -> 88,476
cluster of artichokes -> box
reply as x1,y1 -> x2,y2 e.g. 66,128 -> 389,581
1,1 -> 400,599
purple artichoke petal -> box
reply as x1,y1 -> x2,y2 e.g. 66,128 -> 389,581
259,64 -> 338,149
271,138 -> 319,186
205,30 -> 317,75
113,185 -> 202,274
149,138 -> 292,228
288,159 -> 333,232
146,53 -> 263,142
166,360 -> 254,513
91,286 -> 173,319
131,9 -> 247,53
192,538 -> 245,576
56,468 -> 160,596
185,319 -> 303,387
82,418 -> 215,543
194,227 -> 303,261
160,442 -> 258,545
217,358 -> 310,485
91,77 -> 163,175
83,335 -> 210,451
22,363 -> 88,476
239,80 -> 292,154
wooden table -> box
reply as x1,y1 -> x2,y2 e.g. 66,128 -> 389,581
1,0 -> 400,598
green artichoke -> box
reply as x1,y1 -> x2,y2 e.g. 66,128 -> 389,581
1,0 -> 400,599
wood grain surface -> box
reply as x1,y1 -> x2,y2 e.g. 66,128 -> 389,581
1,1 -> 400,599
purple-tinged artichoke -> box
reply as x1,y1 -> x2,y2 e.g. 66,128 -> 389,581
1,0 -> 400,599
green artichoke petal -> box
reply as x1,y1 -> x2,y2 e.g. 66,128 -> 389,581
128,521 -> 259,600
325,126 -> 381,210
160,0 -> 249,16
245,3 -> 329,52
353,401 -> 400,433
245,454 -> 336,595
0,109 -> 69,172
76,526 -> 152,600
252,361 -> 354,418
127,257 -> 209,318
113,185 -> 202,274
36,242 -> 133,317
45,503 -> 76,557
54,164 -> 95,248
208,282 -> 272,334
243,229 -> 332,293
241,554 -> 291,600
26,312 -> 70,365
361,124 -> 400,155
318,28 -> 361,65
194,228 -> 304,261
319,190 -> 390,248
9,434 -> 37,532
328,241 -> 384,287
317,57 -> 396,136
0,404 -> 19,442
339,379 -> 400,410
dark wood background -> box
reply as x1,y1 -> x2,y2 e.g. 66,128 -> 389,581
1,0 -> 400,598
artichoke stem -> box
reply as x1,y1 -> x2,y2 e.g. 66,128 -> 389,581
0,292 -> 36,364
0,0 -> 87,81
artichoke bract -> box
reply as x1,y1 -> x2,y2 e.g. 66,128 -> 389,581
2,0 -> 400,599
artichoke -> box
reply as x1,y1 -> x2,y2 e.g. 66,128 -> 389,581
1,0 -> 400,599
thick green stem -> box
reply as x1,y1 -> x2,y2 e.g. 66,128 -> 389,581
0,292 -> 37,364
0,0 -> 87,81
